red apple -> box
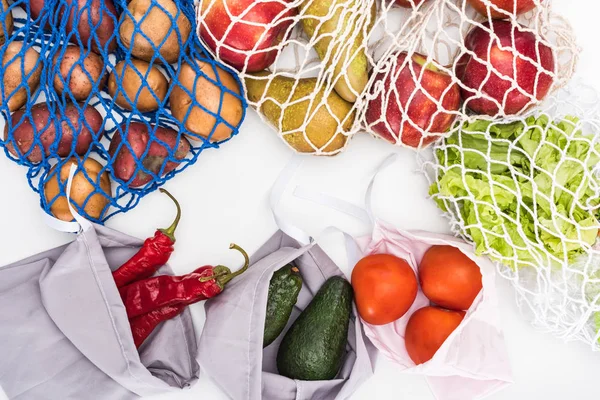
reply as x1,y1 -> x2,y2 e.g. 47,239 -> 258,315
365,52 -> 461,148
199,0 -> 297,72
394,0 -> 429,8
467,0 -> 540,19
456,20 -> 554,116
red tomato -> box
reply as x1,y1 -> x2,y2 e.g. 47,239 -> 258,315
419,245 -> 482,310
404,306 -> 465,365
351,254 -> 418,325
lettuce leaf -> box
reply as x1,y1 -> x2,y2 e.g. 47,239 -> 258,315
432,115 -> 600,269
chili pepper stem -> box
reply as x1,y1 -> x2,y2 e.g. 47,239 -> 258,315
198,244 -> 251,287
158,188 -> 181,242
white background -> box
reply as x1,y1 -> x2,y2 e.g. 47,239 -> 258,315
1,1 -> 600,399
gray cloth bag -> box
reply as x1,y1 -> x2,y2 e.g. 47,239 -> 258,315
0,223 -> 200,400
199,230 -> 376,400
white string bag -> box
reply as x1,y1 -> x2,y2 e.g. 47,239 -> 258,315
196,0 -> 578,154
422,79 -> 600,350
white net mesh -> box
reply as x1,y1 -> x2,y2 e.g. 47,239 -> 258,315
423,79 -> 600,349
196,0 -> 577,155
195,0 -> 600,348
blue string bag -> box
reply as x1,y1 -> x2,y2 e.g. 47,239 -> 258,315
0,0 -> 247,224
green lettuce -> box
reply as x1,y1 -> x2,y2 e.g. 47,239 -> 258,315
431,115 -> 600,269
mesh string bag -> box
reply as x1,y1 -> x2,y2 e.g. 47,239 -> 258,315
424,79 -> 600,350
197,0 -> 600,350
196,0 -> 577,155
0,0 -> 247,223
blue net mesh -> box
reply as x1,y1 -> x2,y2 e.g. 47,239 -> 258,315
0,0 -> 247,223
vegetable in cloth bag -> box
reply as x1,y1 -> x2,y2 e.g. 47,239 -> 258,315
0,196 -> 199,399
294,154 -> 513,400
198,230 -> 376,399
356,222 -> 512,400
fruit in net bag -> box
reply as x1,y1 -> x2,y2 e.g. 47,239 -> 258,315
405,306 -> 465,365
456,19 -> 554,116
419,245 -> 482,310
198,0 -> 297,72
170,59 -> 243,142
299,0 -> 375,103
467,0 -> 540,18
245,73 -> 353,154
352,254 -> 418,325
119,0 -> 192,64
365,52 -> 460,147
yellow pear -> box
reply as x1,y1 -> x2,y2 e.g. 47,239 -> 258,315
245,73 -> 355,154
300,0 -> 375,103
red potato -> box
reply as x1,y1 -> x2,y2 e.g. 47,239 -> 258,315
4,102 -> 103,163
65,0 -> 118,53
53,45 -> 107,101
108,122 -> 191,187
29,0 -> 118,53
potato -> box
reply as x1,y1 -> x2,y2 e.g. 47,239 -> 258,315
4,102 -> 103,163
170,59 -> 243,142
44,157 -> 111,221
108,59 -> 168,112
0,0 -> 13,45
2,42 -> 42,111
53,45 -> 107,101
65,0 -> 118,53
108,121 -> 190,187
119,0 -> 191,64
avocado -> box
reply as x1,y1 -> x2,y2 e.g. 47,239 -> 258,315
276,276 -> 353,381
263,264 -> 303,348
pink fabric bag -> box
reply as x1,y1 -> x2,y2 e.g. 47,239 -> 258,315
272,154 -> 514,400
355,220 -> 512,400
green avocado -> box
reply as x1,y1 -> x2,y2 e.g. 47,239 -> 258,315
263,264 -> 303,348
276,276 -> 353,381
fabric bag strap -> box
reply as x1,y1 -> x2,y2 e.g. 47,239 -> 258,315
42,163 -> 93,234
269,153 -> 402,265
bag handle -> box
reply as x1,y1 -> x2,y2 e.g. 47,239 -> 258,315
42,163 -> 93,234
278,153 -> 402,234
269,153 -> 401,264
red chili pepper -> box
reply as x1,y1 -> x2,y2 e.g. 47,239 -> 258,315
112,189 -> 181,288
120,244 -> 250,319
129,304 -> 186,348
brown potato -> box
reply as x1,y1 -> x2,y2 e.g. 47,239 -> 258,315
119,0 -> 191,64
108,59 -> 168,112
4,102 -> 103,163
53,46 -> 107,101
170,59 -> 243,142
44,157 -> 111,221
2,42 -> 42,111
0,0 -> 13,45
